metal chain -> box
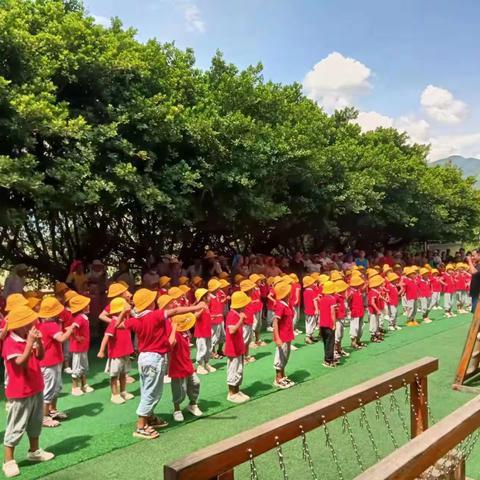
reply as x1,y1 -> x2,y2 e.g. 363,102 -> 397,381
463,429 -> 480,460
375,392 -> 399,449
403,378 -> 420,428
341,407 -> 365,471
299,426 -> 318,480
388,385 -> 410,439
358,399 -> 381,461
248,449 -> 259,480
275,436 -> 289,480
322,416 -> 344,480
415,374 -> 436,424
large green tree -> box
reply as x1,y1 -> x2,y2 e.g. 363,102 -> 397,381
0,0 -> 479,277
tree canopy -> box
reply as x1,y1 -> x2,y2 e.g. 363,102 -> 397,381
0,0 -> 479,276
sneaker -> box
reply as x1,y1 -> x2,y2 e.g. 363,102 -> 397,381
284,377 -> 296,386
266,326 -> 274,332
424,318 -> 432,324
42,416 -> 60,428
196,365 -> 209,375
126,375 -> 135,384
245,356 -> 256,363
187,404 -> 203,417
294,329 -> 303,335
388,326 -> 396,331
49,410 -> 67,420
395,326 -> 402,330
322,362 -> 335,368
406,321 -> 416,327
273,378 -> 291,389
111,394 -> 126,405
2,460 -> 19,478
82,385 -> 94,393
71,387 -> 84,396
340,349 -> 350,357
164,375 -> 172,384
173,410 -> 184,422
121,391 -> 134,400
27,449 -> 55,462
238,391 -> 251,400
64,367 -> 73,374
227,393 -> 247,404
205,364 -> 216,373
291,345 -> 298,351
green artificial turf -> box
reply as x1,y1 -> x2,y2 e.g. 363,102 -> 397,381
5,309 -> 479,479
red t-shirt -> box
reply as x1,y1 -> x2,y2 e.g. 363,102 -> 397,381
455,274 -> 467,291
349,289 -> 365,318
267,286 -> 276,311
209,293 -> 224,325
3,333 -> 44,400
70,314 -> 90,353
442,274 -> 456,294
124,309 -> 171,354
224,310 -> 245,357
303,287 -> 317,316
335,294 -> 346,320
260,283 -> 268,298
403,277 -> 418,300
318,295 -> 336,329
251,288 -> 262,313
430,276 -> 442,293
385,283 -> 399,306
38,320 -> 63,367
169,331 -> 194,378
418,279 -> 432,298
194,309 -> 212,338
105,319 -> 134,358
368,289 -> 383,314
244,301 -> 255,326
59,308 -> 73,329
290,283 -> 301,307
274,300 -> 295,343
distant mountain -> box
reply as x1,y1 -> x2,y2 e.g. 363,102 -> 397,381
430,155 -> 480,184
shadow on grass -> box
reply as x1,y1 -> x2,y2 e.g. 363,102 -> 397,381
250,351 -> 271,361
67,402 -> 104,419
290,369 -> 311,383
243,380 -> 273,397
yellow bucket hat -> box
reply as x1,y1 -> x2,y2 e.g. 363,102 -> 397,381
445,264 -> 454,271
218,271 -> 229,280
171,313 -> 196,332
207,279 -> 222,293
319,274 -> 329,285
159,276 -> 171,288
240,279 -> 256,292
382,264 -> 392,273
274,282 -> 292,300
107,282 -> 128,298
230,291 -> 251,309
369,275 -> 384,289
178,276 -> 189,285
27,296 -> 41,310
109,297 -> 128,315
5,294 -> 28,312
234,274 -> 245,284
192,276 -> 203,286
330,271 -> 343,282
54,282 -> 70,295
69,294 -> 91,315
133,289 -> 157,313
249,273 -> 261,284
178,284 -> 190,294
289,273 -> 299,282
64,290 -> 77,302
335,280 -> 349,293
195,288 -> 209,302
419,267 -> 430,276
387,272 -> 399,282
6,306 -> 38,331
349,276 -> 364,287
38,296 -> 64,318
168,287 -> 184,299
303,276 -> 315,288
219,279 -> 230,288
322,281 -> 336,295
157,294 -> 174,310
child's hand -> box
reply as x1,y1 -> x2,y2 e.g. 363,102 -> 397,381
97,351 -> 105,359
275,339 -> 283,347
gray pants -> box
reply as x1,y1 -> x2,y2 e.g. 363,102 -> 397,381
458,291 -> 469,309
405,299 -> 417,320
350,317 -> 363,339
335,319 -> 345,343
387,305 -> 398,327
273,342 -> 291,370
196,337 -> 211,364
42,363 -> 63,403
4,392 -> 43,447
71,351 -> 89,378
227,356 -> 244,387
369,313 -> 380,335
444,293 -> 456,312
253,312 -> 263,334
136,352 -> 166,417
211,323 -> 225,351
105,357 -> 131,378
243,325 -> 253,345
419,297 -> 430,317
171,374 -> 200,405
293,306 -> 300,328
266,310 -> 275,327
305,314 -> 318,337
430,291 -> 441,309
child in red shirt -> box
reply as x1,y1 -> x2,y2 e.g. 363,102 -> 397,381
68,294 -> 93,396
348,276 -> 365,349
168,313 -> 203,421
2,306 -> 54,478
194,288 -> 216,375
318,281 -> 337,367
442,265 -> 457,317
225,291 -> 251,404
384,272 -> 402,331
272,282 -> 295,388
418,268 -> 433,323
430,269 -> 442,310
368,275 -> 385,342
240,280 -> 256,363
37,297 -> 75,427
97,298 -> 134,405
334,280 -> 349,359
403,268 -> 419,326
289,274 -> 302,335
250,275 -> 266,348
266,279 -> 277,332
208,279 -> 225,359
303,276 -> 318,345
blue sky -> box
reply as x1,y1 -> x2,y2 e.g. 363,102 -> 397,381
84,0 -> 480,160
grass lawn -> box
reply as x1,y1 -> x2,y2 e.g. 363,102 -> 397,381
5,309 -> 480,479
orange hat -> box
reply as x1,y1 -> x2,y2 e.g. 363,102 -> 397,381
64,290 -> 77,302
230,291 -> 251,309
69,294 -> 91,314
133,289 -> 157,312
159,276 -> 171,288
192,276 -> 203,286
27,296 -> 41,310
178,276 -> 189,285
289,273 -> 299,282
38,297 -> 64,318
382,264 -> 392,273
234,274 -> 245,284
5,294 -> 28,312
157,294 -> 174,310
54,282 -> 69,295
107,282 -> 128,298
219,271 -> 229,280
6,306 -> 38,331
219,279 -> 230,288
274,282 -> 292,300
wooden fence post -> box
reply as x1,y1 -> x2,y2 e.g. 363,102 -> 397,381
211,470 -> 234,480
410,376 -> 428,438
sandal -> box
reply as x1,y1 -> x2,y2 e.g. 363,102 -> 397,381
50,410 -> 68,420
148,416 -> 168,429
132,426 -> 159,440
43,416 -> 60,428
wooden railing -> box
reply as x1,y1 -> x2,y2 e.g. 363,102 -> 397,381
355,394 -> 480,480
164,357 -> 438,480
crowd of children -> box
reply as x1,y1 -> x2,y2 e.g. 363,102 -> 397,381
0,261 -> 473,476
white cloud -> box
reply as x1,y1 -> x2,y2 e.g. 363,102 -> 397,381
355,111 -> 393,132
428,133 -> 480,161
395,115 -> 430,144
303,52 -> 372,111
92,14 -> 110,28
184,4 -> 206,33
420,85 -> 467,124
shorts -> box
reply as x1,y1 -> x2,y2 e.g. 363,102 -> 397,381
227,356 -> 244,387
105,356 -> 131,378
41,364 -> 62,403
243,325 -> 253,345
71,351 -> 89,379
273,342 -> 291,370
